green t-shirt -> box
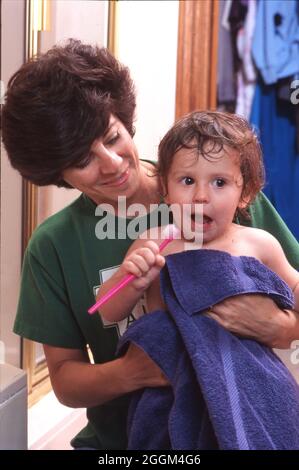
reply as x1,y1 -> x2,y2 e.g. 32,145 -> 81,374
13,191 -> 299,449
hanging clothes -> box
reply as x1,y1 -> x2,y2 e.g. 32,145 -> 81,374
217,0 -> 250,112
249,0 -> 299,240
235,0 -> 257,118
228,0 -> 249,77
252,0 -> 299,85
217,0 -> 236,107
250,79 -> 299,240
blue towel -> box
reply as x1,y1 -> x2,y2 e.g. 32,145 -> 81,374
118,249 -> 299,450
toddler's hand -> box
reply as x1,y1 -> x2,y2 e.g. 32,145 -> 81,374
120,240 -> 165,290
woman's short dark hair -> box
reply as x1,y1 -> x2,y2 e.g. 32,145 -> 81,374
2,39 -> 136,187
158,110 -> 265,219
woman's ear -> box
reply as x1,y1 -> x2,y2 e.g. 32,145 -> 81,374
160,177 -> 169,202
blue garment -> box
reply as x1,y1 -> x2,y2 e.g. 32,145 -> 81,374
118,250 -> 299,450
252,0 -> 299,85
250,79 -> 299,240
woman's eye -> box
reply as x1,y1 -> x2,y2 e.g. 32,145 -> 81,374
214,178 -> 225,188
106,131 -> 120,145
182,176 -> 194,185
75,154 -> 92,169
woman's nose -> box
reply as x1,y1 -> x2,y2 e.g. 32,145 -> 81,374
94,146 -> 123,174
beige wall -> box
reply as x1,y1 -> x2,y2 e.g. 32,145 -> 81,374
1,0 -> 26,367
117,0 -> 179,161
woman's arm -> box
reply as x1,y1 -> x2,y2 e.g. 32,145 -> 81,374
44,342 -> 168,408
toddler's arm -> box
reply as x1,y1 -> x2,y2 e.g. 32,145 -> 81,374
97,239 -> 165,323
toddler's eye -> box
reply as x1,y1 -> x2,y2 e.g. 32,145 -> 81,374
214,178 -> 225,188
182,176 -> 194,185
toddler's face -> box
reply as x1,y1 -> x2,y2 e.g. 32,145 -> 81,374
164,145 -> 244,244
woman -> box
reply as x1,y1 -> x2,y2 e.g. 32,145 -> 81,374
2,39 -> 299,449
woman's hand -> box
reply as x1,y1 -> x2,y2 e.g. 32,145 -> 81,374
206,294 -> 299,349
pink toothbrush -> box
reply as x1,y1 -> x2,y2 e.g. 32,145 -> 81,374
88,224 -> 180,315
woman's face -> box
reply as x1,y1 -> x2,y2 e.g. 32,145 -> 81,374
62,116 -> 142,207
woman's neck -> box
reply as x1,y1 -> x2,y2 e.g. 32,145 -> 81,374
127,161 -> 161,210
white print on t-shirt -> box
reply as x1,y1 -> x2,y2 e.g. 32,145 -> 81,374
290,340 -> 299,366
93,265 -> 147,337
